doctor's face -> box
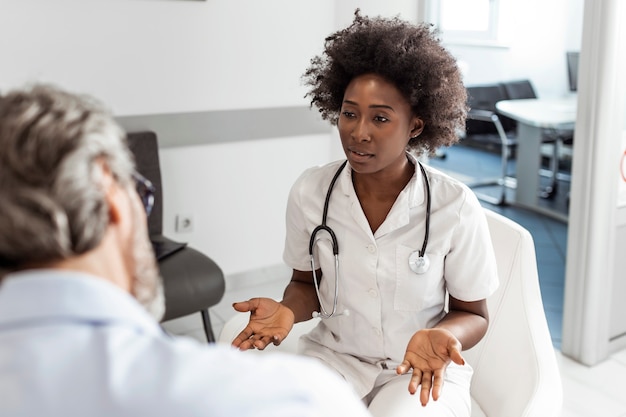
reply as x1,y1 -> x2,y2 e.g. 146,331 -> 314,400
337,73 -> 423,176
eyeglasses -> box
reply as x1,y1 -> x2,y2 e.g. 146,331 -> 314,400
131,171 -> 156,216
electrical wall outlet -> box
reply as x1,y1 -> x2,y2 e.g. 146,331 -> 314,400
175,214 -> 194,233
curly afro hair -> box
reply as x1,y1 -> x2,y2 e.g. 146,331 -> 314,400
302,10 -> 467,155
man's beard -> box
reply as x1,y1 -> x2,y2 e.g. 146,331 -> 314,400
130,207 -> 165,321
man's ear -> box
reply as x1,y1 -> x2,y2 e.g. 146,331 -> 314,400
106,185 -> 123,225
97,160 -> 123,225
410,117 -> 425,138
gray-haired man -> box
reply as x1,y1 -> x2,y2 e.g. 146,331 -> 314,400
0,84 -> 370,417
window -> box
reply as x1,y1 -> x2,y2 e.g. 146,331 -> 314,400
427,0 -> 501,45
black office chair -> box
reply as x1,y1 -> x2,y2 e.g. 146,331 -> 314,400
127,131 -> 225,343
464,84 -> 518,206
500,79 -> 573,199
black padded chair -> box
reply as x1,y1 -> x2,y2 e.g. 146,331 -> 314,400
464,83 -> 518,206
127,131 -> 225,343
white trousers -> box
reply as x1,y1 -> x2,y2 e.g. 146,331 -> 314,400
366,363 -> 473,417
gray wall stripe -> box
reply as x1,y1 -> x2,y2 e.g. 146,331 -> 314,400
115,106 -> 332,148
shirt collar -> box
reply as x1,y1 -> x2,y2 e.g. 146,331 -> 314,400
0,269 -> 163,336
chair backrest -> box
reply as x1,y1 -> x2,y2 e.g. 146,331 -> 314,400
125,131 -> 225,332
464,209 -> 562,417
500,79 -> 538,100
126,131 -> 163,237
466,84 -> 516,134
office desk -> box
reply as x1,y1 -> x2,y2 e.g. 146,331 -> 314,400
496,97 -> 576,221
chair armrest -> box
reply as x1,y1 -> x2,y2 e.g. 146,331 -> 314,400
467,109 -> 511,144
468,109 -> 500,123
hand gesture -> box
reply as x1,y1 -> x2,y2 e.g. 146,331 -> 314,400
396,328 -> 465,406
231,298 -> 295,351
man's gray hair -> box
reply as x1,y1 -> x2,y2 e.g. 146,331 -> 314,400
0,84 -> 135,272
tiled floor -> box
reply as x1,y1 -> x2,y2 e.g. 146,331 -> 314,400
162,144 -> 626,417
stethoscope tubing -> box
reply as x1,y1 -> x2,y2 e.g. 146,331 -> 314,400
309,158 -> 431,319
417,161 -> 430,258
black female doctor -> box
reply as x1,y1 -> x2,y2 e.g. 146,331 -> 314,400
232,11 -> 498,417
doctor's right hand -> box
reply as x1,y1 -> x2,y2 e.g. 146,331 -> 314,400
231,298 -> 295,351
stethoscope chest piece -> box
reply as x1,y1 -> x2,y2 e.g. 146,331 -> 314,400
409,251 -> 430,274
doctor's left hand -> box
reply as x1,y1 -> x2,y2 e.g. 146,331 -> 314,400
396,328 -> 465,407
231,297 -> 295,351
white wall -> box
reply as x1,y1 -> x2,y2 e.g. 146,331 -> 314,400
0,0 -> 585,277
159,134 -> 336,275
334,0 -> 419,27
0,0 -> 334,115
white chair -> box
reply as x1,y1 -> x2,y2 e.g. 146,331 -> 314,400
218,208 -> 563,417
464,209 -> 562,416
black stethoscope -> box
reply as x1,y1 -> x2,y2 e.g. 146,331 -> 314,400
309,159 -> 432,319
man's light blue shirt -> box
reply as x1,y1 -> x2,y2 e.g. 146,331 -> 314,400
0,270 -> 370,417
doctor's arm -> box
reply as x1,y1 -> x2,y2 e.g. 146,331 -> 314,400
280,268 -> 322,323
397,296 -> 489,405
435,296 -> 489,349
231,269 -> 321,350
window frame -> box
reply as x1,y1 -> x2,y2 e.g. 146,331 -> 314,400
427,0 -> 502,46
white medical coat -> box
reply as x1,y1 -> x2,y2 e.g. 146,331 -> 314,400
283,155 -> 499,397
